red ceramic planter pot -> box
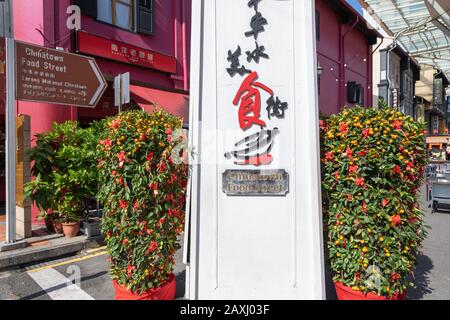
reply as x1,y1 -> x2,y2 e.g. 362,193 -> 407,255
335,282 -> 406,300
61,222 -> 80,238
113,274 -> 176,300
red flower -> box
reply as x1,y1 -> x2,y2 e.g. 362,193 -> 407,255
357,150 -> 368,157
166,128 -> 173,143
149,182 -> 158,190
349,164 -> 358,174
340,122 -> 348,134
117,151 -> 126,169
119,177 -> 125,186
147,241 -> 158,253
362,201 -> 367,213
133,201 -> 139,212
122,238 -> 129,246
156,217 -> 166,228
119,200 -> 128,209
408,217 -> 418,224
165,193 -> 175,203
391,215 -> 401,226
157,161 -> 167,173
319,120 -> 326,130
146,152 -> 154,162
381,198 -> 389,207
393,120 -> 403,130
406,161 -> 414,171
390,273 -> 400,282
140,133 -> 147,141
362,128 -> 370,138
354,176 -> 366,187
345,194 -> 353,201
99,139 -> 112,148
333,171 -> 340,181
168,174 -> 178,184
325,152 -> 333,161
345,146 -> 353,160
112,170 -> 118,176
393,165 -> 401,175
127,265 -> 136,275
109,119 -> 121,129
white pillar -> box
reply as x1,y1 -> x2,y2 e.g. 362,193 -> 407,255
188,0 -> 325,299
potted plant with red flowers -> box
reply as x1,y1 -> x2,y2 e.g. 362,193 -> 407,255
321,106 -> 429,300
97,109 -> 188,300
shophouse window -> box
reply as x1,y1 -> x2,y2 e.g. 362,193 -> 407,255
98,0 -> 135,31
76,0 -> 153,34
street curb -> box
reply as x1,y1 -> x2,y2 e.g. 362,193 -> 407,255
0,235 -> 105,271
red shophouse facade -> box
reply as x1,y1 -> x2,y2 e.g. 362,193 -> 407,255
316,0 -> 382,116
5,0 -> 191,224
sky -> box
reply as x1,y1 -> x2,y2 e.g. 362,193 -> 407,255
346,0 -> 363,14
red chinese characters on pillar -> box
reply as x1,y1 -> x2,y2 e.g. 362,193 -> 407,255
233,71 -> 273,130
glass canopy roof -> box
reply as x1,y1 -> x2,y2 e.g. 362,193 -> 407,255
360,0 -> 450,92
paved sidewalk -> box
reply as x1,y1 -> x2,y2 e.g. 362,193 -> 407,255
407,188 -> 450,300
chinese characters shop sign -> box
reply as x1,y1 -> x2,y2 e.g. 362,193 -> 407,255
223,0 -> 289,194
76,31 -> 177,74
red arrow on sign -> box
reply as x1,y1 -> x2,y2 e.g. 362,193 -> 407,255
15,41 -> 108,108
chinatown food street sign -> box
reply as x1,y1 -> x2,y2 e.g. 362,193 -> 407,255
15,41 -> 107,108
223,169 -> 289,196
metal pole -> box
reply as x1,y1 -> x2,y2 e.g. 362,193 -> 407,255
118,74 -> 122,114
5,0 -> 16,243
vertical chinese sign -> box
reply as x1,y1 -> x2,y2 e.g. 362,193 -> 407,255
223,1 -> 289,169
189,0 -> 325,299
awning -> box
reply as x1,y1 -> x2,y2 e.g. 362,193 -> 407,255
360,0 -> 450,92
130,85 -> 190,125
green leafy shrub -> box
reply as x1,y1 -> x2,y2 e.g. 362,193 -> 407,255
24,121 -> 99,223
321,106 -> 428,297
97,109 -> 188,294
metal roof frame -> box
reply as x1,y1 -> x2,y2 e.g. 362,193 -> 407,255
359,0 -> 450,93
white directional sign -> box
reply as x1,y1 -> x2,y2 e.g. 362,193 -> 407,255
188,0 -> 325,299
114,72 -> 130,108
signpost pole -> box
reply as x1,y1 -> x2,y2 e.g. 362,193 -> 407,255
119,74 -> 122,114
5,0 -> 16,243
